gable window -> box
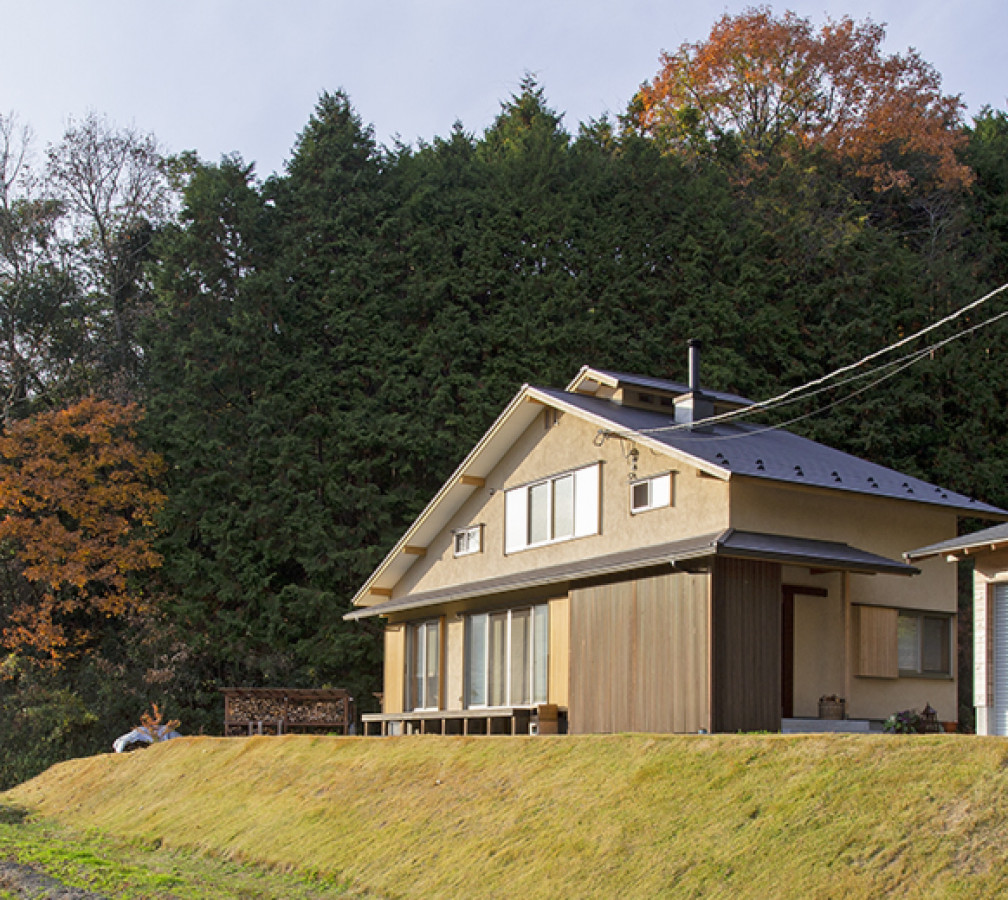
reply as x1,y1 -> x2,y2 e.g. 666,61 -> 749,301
897,611 -> 952,677
630,472 -> 673,514
453,524 -> 482,557
467,604 -> 548,707
504,463 -> 599,553
407,619 -> 440,710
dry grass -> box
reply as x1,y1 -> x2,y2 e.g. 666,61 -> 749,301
6,733 -> 1008,898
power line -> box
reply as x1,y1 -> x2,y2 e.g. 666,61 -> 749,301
635,281 -> 1008,440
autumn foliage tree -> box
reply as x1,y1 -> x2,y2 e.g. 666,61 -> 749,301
630,7 -> 972,192
0,398 -> 165,661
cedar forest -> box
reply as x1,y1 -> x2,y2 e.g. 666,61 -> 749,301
1,10 -> 1006,785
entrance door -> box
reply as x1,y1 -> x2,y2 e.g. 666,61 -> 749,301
781,584 -> 829,719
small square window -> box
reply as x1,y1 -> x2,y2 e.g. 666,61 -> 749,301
453,525 -> 482,557
630,472 -> 673,513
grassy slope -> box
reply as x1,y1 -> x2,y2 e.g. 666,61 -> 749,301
4,733 -> 1008,898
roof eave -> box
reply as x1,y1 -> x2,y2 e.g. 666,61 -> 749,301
526,386 -> 730,481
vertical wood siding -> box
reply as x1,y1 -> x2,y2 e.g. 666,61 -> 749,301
568,571 -> 710,734
548,596 -> 570,708
711,558 -> 782,733
383,624 -> 405,714
853,605 -> 898,678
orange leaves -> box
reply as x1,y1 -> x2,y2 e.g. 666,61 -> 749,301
0,398 -> 166,662
633,7 -> 972,192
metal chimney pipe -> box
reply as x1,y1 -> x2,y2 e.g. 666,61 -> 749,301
688,339 -> 702,392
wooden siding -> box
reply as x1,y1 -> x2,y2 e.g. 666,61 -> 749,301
568,571 -> 710,734
854,605 -> 898,679
710,558 -> 782,733
548,596 -> 570,708
383,624 -> 405,714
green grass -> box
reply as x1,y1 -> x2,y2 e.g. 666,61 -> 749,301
0,801 -> 354,898
4,733 -> 1008,897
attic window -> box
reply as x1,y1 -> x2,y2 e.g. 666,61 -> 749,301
631,391 -> 675,410
504,463 -> 600,553
630,472 -> 673,514
453,524 -> 482,557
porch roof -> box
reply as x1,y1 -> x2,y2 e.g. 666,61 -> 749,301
344,528 -> 917,620
905,522 -> 1008,562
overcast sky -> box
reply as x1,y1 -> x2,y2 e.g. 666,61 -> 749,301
2,1 -> 1005,178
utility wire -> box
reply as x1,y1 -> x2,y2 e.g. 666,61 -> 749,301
634,281 -> 1008,439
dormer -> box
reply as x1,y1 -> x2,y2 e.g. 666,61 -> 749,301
567,341 -> 751,425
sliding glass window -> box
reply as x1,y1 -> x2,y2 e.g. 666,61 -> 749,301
467,605 -> 548,707
407,619 -> 440,711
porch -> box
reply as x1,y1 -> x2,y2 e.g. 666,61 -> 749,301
362,704 -> 565,736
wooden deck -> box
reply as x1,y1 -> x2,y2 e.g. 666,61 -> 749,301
362,704 -> 563,737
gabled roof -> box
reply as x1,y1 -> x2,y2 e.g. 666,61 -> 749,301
567,366 -> 752,408
537,387 -> 1007,518
905,522 -> 1008,562
346,528 -> 918,620
349,369 -> 1006,611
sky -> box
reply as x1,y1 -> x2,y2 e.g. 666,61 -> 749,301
2,1 -> 1006,178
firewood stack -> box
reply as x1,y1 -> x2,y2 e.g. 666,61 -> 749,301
223,688 -> 352,736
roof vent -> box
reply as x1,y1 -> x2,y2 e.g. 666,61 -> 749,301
794,465 -> 804,477
755,458 -> 765,471
831,470 -> 842,483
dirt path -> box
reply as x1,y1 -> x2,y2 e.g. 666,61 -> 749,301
0,859 -> 106,899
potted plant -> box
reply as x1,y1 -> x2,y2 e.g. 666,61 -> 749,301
818,694 -> 846,719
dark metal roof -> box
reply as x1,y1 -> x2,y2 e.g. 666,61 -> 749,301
345,534 -> 719,620
539,386 -> 1007,518
589,369 -> 753,407
719,529 -> 919,576
906,522 -> 1008,561
345,529 -> 915,620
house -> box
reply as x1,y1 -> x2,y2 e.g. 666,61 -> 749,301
347,344 -> 1007,735
906,523 -> 1008,736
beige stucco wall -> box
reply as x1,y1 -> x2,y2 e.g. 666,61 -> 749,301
735,478 -> 960,721
393,409 -> 730,599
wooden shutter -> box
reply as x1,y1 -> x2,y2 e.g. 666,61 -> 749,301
854,605 -> 898,679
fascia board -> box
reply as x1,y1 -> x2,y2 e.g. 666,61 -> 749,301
350,385 -> 540,609
565,366 -> 619,393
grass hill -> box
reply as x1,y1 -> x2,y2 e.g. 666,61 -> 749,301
3,733 -> 1008,898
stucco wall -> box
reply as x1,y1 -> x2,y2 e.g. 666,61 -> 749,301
734,479 -> 960,721
393,409 -> 730,599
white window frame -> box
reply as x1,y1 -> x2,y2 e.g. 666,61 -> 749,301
897,610 -> 953,678
504,463 -> 599,553
407,619 -> 440,711
630,471 -> 673,514
453,524 -> 483,557
466,604 -> 549,709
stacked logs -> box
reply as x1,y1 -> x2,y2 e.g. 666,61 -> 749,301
223,689 -> 351,735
